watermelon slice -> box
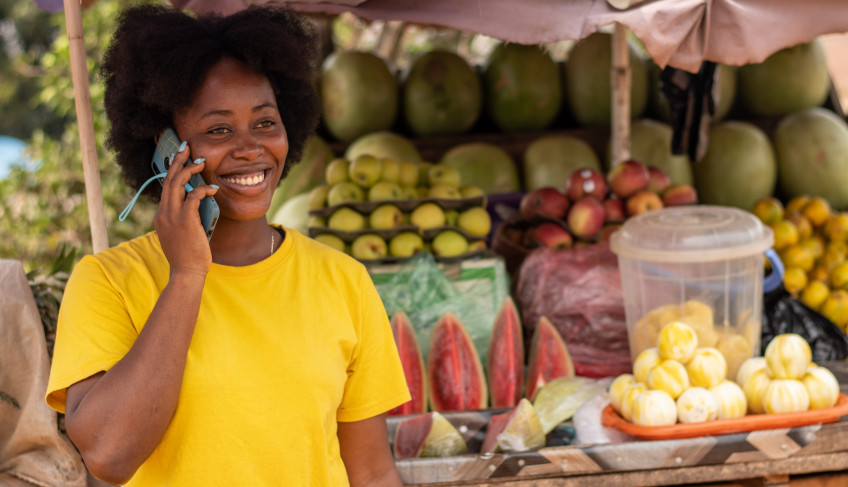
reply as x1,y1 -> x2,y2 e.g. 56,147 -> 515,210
388,311 -> 428,416
525,316 -> 575,401
487,297 -> 524,408
480,398 -> 546,454
393,411 -> 467,459
427,312 -> 488,412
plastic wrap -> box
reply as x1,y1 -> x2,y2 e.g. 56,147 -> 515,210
376,252 -> 510,363
516,243 -> 631,378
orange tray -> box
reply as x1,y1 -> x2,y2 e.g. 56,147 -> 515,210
601,393 -> 848,441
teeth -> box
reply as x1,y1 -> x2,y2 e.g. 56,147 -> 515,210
224,172 -> 265,186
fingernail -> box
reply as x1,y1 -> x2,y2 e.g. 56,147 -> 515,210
169,153 -> 175,162
178,141 -> 188,152
193,157 -> 205,165
210,184 -> 219,189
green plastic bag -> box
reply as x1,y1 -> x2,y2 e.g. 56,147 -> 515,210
371,252 -> 510,363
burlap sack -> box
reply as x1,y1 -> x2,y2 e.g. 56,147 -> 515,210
0,260 -> 85,487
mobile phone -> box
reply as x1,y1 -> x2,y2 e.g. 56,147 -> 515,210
152,128 -> 219,241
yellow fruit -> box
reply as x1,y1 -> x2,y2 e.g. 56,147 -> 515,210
781,246 -> 815,273
647,359 -> 690,399
657,321 -> 699,363
632,348 -> 661,384
751,197 -> 784,225
764,333 -> 812,380
685,347 -> 727,389
782,266 -> 808,296
676,387 -> 718,423
800,280 -> 831,311
802,366 -> 840,410
608,374 -> 637,414
799,236 -> 825,261
808,266 -> 830,283
763,379 -> 810,414
631,390 -> 678,426
742,368 -> 772,414
736,356 -> 767,386
818,249 -> 846,272
770,220 -> 799,250
825,213 -> 848,242
785,212 -> 813,240
802,197 -> 831,228
620,382 -> 648,422
827,240 -> 848,259
786,196 -> 811,214
821,290 -> 848,328
710,380 -> 747,419
830,262 -> 848,290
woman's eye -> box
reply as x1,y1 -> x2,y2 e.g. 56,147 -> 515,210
208,127 -> 231,135
257,120 -> 275,128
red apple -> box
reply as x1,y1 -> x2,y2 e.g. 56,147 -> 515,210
662,184 -> 698,206
603,197 -> 626,223
519,187 -> 570,220
647,166 -> 672,194
565,167 -> 607,202
626,190 -> 665,216
607,159 -> 650,198
567,197 -> 606,240
531,222 -> 573,249
598,223 -> 622,244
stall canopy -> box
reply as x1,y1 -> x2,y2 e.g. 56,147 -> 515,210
173,0 -> 848,74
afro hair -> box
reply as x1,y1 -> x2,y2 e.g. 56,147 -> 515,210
101,4 -> 322,200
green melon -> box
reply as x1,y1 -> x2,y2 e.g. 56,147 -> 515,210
439,143 -> 520,194
606,119 -> 693,185
774,108 -> 848,209
694,121 -> 777,210
483,43 -> 562,132
344,131 -> 422,164
270,191 -> 311,234
737,40 -> 830,117
403,50 -> 482,136
321,51 -> 398,142
565,32 -> 648,127
523,135 -> 600,191
272,136 -> 335,216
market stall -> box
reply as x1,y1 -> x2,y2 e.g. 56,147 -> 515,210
53,1 -> 848,486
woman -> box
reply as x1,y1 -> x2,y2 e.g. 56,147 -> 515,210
45,5 -> 410,486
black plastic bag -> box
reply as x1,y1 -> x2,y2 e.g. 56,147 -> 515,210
761,284 -> 848,362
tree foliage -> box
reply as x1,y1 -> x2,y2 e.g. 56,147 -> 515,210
0,0 -> 156,271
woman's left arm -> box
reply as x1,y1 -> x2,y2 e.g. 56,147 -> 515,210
339,414 -> 403,487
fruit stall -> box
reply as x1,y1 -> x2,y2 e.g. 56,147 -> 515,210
49,1 -> 848,486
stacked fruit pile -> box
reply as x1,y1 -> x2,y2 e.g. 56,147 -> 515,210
750,195 -> 848,329
515,160 -> 697,249
389,298 -> 607,457
307,154 -> 492,262
608,327 -> 840,427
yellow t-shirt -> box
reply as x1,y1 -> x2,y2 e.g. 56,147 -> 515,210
46,227 -> 410,486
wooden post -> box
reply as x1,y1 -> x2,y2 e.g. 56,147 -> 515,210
63,0 -> 109,253
610,22 -> 631,167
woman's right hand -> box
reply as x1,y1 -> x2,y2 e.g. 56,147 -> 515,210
153,143 -> 219,278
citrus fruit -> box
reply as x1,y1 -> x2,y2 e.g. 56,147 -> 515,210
780,246 -> 815,272
783,266 -> 808,295
800,280 -> 830,311
770,220 -> 799,250
821,290 -> 848,328
647,359 -> 690,399
751,197 -> 784,225
801,196 -> 831,227
657,321 -> 698,363
785,195 -> 811,214
785,211 -> 813,240
764,333 -> 812,380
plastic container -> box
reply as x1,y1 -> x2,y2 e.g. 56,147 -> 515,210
610,206 -> 774,379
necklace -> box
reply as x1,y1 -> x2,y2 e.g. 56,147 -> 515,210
271,230 -> 275,256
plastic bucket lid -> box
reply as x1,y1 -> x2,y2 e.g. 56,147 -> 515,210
610,206 -> 774,263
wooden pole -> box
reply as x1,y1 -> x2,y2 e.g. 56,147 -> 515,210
63,0 -> 109,253
610,22 -> 631,167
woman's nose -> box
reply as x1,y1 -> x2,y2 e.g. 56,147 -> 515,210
231,133 -> 263,160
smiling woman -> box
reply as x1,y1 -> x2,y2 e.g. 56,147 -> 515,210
44,5 -> 410,487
